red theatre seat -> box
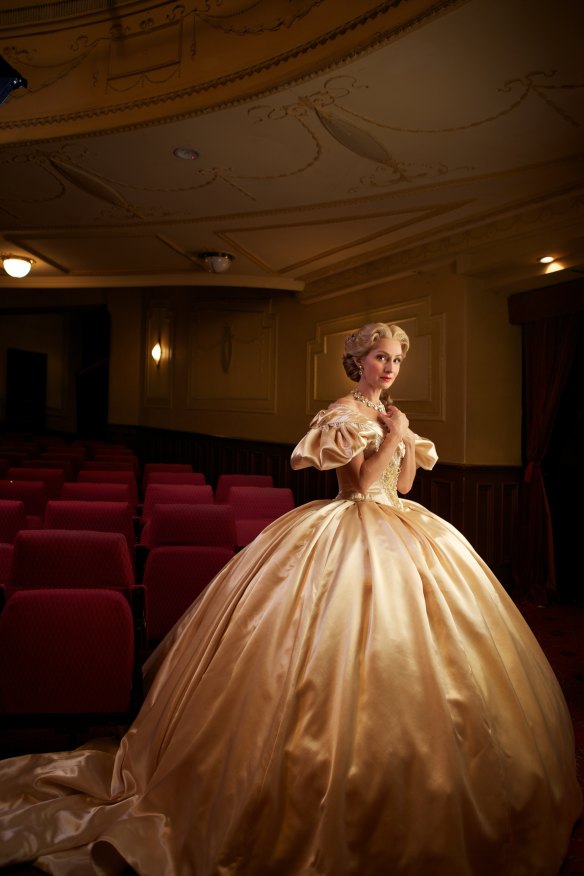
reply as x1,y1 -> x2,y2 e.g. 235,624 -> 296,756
61,481 -> 132,504
0,588 -> 136,717
44,500 -> 137,549
140,503 -> 236,549
143,472 -> 206,491
214,473 -> 273,504
226,486 -> 295,548
0,499 -> 28,544
8,467 -> 66,499
143,545 -> 234,645
8,528 -> 135,595
77,469 -> 139,506
140,484 -> 214,525
142,463 -> 195,493
0,500 -> 28,590
0,480 -> 47,528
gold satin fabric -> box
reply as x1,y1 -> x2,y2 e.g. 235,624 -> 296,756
0,405 -> 581,875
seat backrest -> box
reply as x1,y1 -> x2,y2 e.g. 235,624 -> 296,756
0,587 -> 134,714
78,469 -> 139,504
142,545 -> 233,642
61,481 -> 131,503
141,503 -> 236,548
0,500 -> 28,544
91,452 -> 140,476
22,458 -> 74,481
143,471 -> 205,491
214,473 -> 273,503
141,484 -> 214,522
9,529 -> 135,592
39,452 -> 85,477
8,467 -> 65,499
82,460 -> 136,471
142,463 -> 194,491
225,486 -> 295,519
44,500 -> 136,547
0,480 -> 48,518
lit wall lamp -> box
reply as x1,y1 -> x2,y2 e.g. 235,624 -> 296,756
151,341 -> 162,367
1,254 -> 34,278
199,251 -> 234,274
539,255 -> 564,274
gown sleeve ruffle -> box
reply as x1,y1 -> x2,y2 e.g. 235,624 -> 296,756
290,406 -> 369,471
413,434 -> 439,470
291,405 -> 439,473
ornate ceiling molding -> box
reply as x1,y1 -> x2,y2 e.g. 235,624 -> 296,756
298,190 -> 584,303
0,0 -> 468,142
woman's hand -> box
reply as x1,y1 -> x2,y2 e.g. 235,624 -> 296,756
378,405 -> 409,442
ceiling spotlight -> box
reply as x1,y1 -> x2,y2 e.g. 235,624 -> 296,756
174,147 -> 200,161
199,252 -> 235,274
1,254 -> 34,278
539,256 -> 555,264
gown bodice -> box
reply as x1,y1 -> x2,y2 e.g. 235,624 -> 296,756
290,403 -> 438,508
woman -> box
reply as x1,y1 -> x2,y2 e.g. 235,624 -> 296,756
0,322 -> 580,876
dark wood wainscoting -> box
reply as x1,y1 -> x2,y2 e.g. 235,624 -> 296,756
110,425 -> 521,590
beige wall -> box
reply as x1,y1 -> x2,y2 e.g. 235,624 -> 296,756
0,262 -> 521,465
135,262 -> 522,465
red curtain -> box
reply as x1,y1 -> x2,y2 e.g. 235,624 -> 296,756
512,314 -> 582,603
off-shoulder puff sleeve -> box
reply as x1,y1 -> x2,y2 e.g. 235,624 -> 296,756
414,434 -> 438,470
290,406 -> 370,472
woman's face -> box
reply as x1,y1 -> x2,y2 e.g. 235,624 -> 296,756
359,338 -> 403,392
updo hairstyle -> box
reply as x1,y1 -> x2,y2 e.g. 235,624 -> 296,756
342,322 -> 410,404
342,322 -> 409,381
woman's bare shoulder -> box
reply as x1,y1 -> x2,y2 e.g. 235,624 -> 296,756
333,392 -> 358,410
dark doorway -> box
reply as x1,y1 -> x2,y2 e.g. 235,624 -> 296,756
75,308 -> 110,439
5,348 -> 47,432
544,322 -> 584,604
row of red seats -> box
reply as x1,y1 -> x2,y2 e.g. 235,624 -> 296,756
0,468 -> 278,511
0,479 -> 296,724
0,477 -> 295,548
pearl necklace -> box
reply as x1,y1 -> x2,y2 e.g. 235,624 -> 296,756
352,389 -> 386,414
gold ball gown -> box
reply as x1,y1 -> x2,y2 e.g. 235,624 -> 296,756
0,405 -> 581,876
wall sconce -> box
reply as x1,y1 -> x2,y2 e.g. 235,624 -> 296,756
151,341 -> 162,367
198,252 -> 234,274
1,254 -> 34,278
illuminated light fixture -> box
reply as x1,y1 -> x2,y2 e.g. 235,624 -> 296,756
199,252 -> 234,274
539,256 -> 555,264
151,341 -> 162,367
1,254 -> 34,278
543,261 -> 564,274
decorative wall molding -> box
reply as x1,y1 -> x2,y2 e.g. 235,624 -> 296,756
187,300 -> 277,413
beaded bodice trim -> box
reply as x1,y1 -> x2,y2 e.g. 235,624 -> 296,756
310,407 -> 405,509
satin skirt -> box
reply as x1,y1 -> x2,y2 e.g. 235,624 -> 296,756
0,498 -> 581,875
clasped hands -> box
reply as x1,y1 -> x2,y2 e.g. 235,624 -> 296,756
378,405 -> 413,443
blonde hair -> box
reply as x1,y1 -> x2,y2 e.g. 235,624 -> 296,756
342,322 -> 409,403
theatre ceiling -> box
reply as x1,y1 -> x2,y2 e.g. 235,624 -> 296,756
0,0 -> 583,302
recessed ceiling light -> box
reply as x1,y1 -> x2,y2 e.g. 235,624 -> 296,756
539,255 -> 555,264
174,147 -> 200,161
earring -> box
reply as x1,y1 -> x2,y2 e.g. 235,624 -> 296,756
358,365 -> 363,376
